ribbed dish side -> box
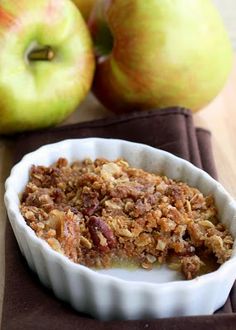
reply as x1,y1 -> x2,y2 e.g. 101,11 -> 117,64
4,138 -> 236,320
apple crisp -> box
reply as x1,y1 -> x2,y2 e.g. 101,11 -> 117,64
20,157 -> 234,280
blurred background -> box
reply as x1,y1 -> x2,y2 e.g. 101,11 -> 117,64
214,0 -> 236,49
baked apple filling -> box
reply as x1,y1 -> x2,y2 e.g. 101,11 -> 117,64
20,157 -> 234,280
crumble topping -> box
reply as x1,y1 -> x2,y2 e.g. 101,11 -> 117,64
20,157 -> 234,280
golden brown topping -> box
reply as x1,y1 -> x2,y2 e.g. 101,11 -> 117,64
20,157 -> 234,280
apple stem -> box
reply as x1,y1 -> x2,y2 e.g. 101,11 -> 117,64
28,46 -> 54,61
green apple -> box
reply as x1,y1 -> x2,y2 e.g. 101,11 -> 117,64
0,0 -> 95,134
89,0 -> 233,113
72,0 -> 96,21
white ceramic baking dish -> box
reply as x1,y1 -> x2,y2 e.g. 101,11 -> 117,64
4,138 -> 236,320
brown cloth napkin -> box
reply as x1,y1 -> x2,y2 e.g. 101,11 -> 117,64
2,107 -> 236,330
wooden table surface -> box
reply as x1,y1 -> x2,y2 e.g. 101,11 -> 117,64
195,58 -> 236,199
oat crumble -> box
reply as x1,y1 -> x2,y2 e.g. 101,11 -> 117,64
20,157 -> 234,280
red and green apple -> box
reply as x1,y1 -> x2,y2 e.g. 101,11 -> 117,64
72,0 -> 96,21
89,0 -> 233,113
0,0 -> 95,134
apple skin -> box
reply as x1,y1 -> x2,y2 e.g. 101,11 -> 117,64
89,0 -> 233,114
72,0 -> 96,21
0,0 -> 95,134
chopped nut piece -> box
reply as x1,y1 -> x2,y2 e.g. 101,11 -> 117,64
47,229 -> 56,238
186,200 -> 192,212
141,262 -> 153,270
198,220 -> 215,228
47,238 -> 62,253
97,231 -> 107,247
135,233 -> 152,247
146,254 -> 157,264
101,162 -> 121,181
156,239 -> 167,251
24,211 -> 35,220
88,216 -> 116,251
105,200 -> 122,210
116,228 -> 133,238
181,255 -> 203,280
80,236 -> 92,249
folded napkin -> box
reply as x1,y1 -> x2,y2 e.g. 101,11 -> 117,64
2,107 -> 236,329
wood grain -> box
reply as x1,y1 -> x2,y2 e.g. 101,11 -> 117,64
194,58 -> 236,199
